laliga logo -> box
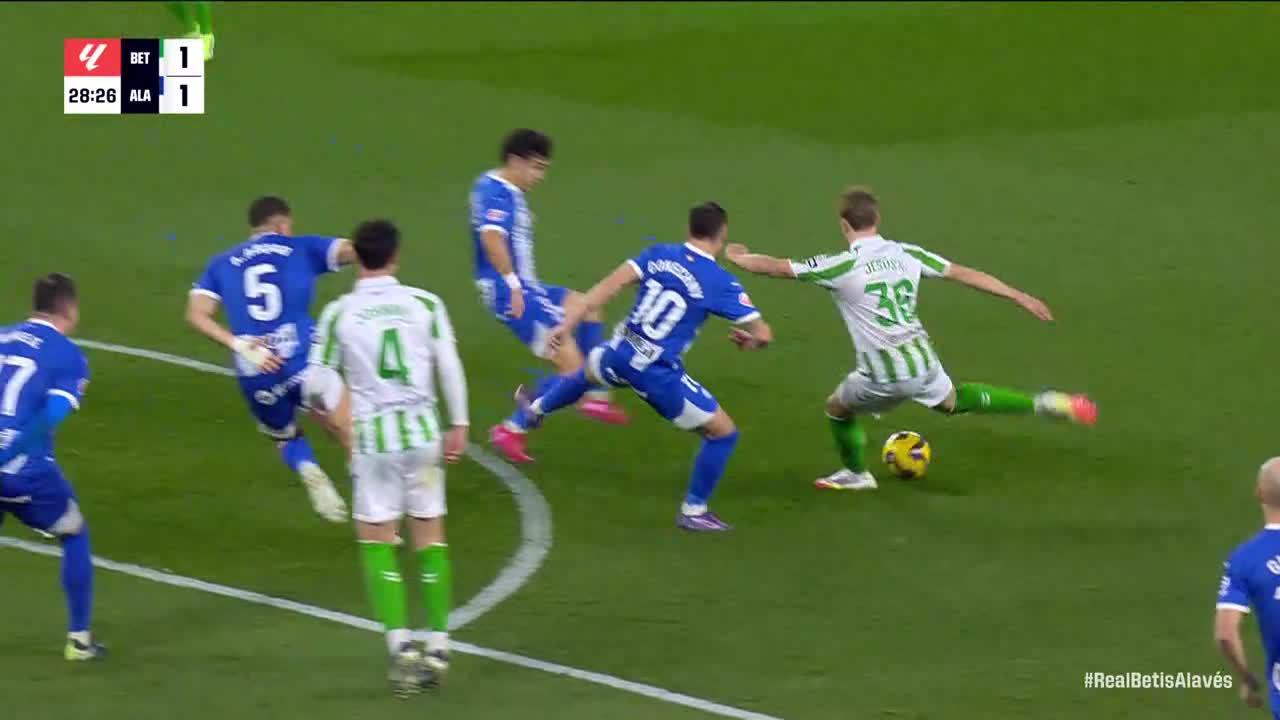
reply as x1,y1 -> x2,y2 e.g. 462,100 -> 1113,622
79,42 -> 108,71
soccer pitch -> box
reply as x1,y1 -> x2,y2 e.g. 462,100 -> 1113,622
3,2 -> 1279,718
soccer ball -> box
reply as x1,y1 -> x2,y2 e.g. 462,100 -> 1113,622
881,431 -> 931,479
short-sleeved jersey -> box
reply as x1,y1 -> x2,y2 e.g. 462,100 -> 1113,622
789,234 -> 950,384
0,319 -> 89,477
311,277 -> 459,455
617,243 -> 759,370
191,233 -> 342,378
1218,526 -> 1280,679
469,172 -> 539,289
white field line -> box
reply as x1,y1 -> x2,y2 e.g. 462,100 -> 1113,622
15,338 -> 785,720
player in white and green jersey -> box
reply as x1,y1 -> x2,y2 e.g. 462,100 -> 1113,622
727,186 -> 1097,491
306,220 -> 469,696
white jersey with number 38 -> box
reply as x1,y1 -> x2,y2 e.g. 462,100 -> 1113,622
310,276 -> 468,455
790,234 -> 950,384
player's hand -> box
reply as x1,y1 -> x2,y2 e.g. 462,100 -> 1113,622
545,324 -> 571,355
1014,293 -> 1054,322
232,336 -> 284,373
1241,674 -> 1263,708
444,425 -> 469,464
725,243 -> 749,266
507,288 -> 526,319
728,327 -> 764,351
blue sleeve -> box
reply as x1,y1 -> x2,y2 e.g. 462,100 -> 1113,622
0,393 -> 76,464
475,184 -> 515,237
1218,548 -> 1252,612
299,235 -> 342,275
191,257 -> 222,299
626,246 -> 652,280
708,274 -> 762,324
48,345 -> 90,411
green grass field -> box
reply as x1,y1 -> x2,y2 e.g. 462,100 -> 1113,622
3,2 -> 1279,718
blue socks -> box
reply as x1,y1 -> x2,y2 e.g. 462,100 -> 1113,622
60,530 -> 93,633
575,321 -> 604,355
684,431 -> 740,509
280,436 -> 317,473
508,370 -> 592,431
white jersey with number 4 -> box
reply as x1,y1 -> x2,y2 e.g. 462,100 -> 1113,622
310,276 -> 468,455
789,234 -> 950,384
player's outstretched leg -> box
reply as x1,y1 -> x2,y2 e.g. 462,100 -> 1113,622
949,383 -> 1097,425
490,369 -> 594,464
816,395 -> 878,492
677,409 -> 740,532
280,435 -> 347,522
573,314 -> 627,426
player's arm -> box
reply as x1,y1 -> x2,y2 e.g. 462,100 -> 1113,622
1215,607 -> 1263,707
480,228 -> 525,318
550,262 -> 639,351
724,244 -> 797,279
429,301 -> 470,464
334,238 -> 357,267
185,292 -> 284,372
941,263 -> 1053,322
728,317 -> 773,351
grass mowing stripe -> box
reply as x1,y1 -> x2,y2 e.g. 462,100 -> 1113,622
63,338 -> 778,719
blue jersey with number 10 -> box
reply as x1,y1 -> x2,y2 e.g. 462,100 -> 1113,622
619,243 -> 760,369
192,233 -> 341,378
0,320 -> 89,478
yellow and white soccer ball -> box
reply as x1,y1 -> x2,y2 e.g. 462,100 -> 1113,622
881,431 -> 932,479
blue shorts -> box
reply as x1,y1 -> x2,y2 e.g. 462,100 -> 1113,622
477,278 -> 568,359
589,342 -> 718,430
0,468 -> 78,534
237,365 -> 308,439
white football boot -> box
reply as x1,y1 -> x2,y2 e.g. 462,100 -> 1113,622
814,468 -> 879,491
299,462 -> 348,523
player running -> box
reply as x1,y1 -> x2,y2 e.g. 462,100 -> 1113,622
0,274 -> 104,660
185,196 -> 354,522
306,220 -> 468,696
726,186 -> 1097,491
496,202 -> 772,532
472,129 -> 627,464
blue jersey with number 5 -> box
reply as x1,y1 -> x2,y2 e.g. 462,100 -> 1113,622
191,233 -> 341,378
621,243 -> 760,368
0,320 -> 89,478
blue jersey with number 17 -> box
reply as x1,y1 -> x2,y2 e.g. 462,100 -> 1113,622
0,319 -> 90,478
620,243 -> 760,368
191,233 -> 342,378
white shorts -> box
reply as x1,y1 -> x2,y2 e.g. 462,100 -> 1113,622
350,445 -> 446,523
834,364 -> 955,413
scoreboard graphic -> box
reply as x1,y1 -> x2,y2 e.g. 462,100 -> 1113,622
64,38 -> 204,114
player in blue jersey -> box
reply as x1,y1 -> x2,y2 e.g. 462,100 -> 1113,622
0,274 -> 104,660
493,202 -> 773,531
472,129 -> 629,464
185,196 -> 355,523
1215,457 -> 1280,714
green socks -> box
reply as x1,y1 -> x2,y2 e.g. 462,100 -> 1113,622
194,2 -> 213,35
167,2 -> 212,35
166,2 -> 198,34
827,414 -> 867,472
360,542 -> 408,635
953,383 -> 1035,414
419,544 -> 452,636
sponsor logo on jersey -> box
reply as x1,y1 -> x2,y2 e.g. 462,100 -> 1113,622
485,208 -> 508,223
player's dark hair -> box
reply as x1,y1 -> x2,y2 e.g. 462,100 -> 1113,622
688,202 -> 728,239
33,273 -> 77,314
247,196 -> 292,227
353,219 -> 400,270
501,129 -> 553,162
838,186 -> 879,230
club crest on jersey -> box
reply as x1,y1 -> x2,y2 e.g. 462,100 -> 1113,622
738,292 -> 754,307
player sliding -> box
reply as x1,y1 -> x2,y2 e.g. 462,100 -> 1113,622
472,129 -> 628,464
0,275 -> 104,660
306,220 -> 468,696
494,202 -> 773,532
726,186 -> 1097,491
186,196 -> 355,522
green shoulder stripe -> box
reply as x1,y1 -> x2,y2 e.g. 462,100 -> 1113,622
795,253 -> 856,283
411,292 -> 440,339
316,297 -> 347,368
903,247 -> 947,274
